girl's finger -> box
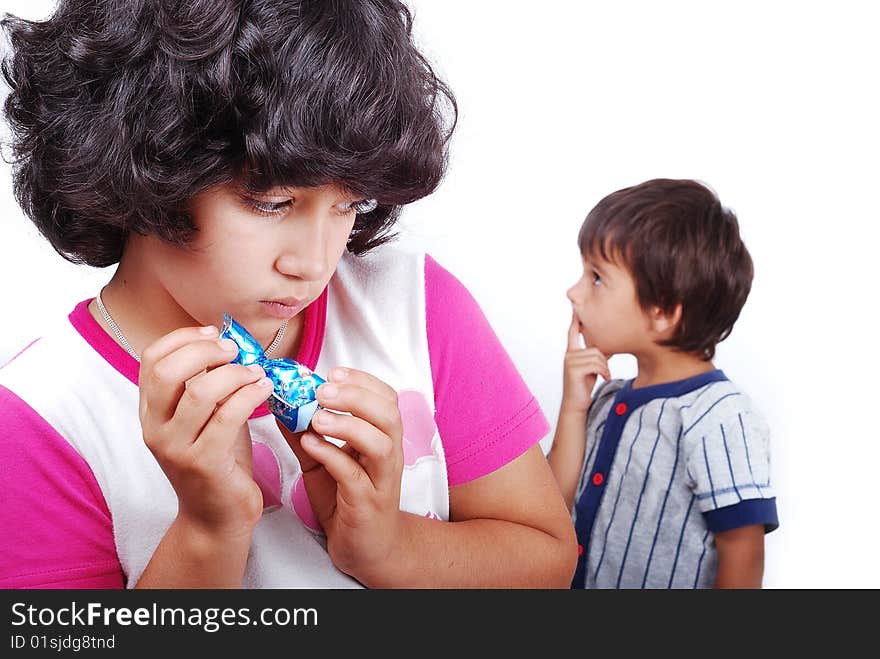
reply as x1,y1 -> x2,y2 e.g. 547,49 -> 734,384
299,431 -> 375,505
139,325 -> 219,363
194,376 -> 274,457
290,432 -> 339,528
310,409 -> 398,491
275,423 -> 357,475
170,363 -> 267,443
141,335 -> 241,423
232,423 -> 254,476
138,326 -> 217,414
325,367 -> 397,403
316,382 -> 402,439
279,428 -> 322,474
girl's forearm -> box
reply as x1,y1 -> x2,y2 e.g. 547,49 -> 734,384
135,515 -> 254,589
352,512 -> 577,589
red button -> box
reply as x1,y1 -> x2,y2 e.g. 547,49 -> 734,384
577,544 -> 584,556
592,472 -> 604,486
615,402 -> 627,415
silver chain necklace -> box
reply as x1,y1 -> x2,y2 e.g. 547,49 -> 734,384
95,287 -> 288,363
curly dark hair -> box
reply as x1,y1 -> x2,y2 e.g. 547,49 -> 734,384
1,0 -> 456,267
578,179 -> 754,360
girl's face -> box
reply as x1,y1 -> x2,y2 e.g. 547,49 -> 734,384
566,252 -> 653,356
150,182 -> 364,336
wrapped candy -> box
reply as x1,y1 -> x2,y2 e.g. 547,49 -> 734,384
219,314 -> 325,433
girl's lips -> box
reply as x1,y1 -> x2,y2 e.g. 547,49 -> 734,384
265,297 -> 300,307
260,300 -> 300,319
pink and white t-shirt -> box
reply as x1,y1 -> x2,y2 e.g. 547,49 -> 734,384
0,246 -> 548,588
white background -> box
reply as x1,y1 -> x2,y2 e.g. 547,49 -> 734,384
1,1 -> 878,588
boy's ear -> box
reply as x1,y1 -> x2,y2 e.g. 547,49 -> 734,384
648,303 -> 682,338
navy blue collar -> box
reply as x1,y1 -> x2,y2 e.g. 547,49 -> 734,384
617,369 -> 728,409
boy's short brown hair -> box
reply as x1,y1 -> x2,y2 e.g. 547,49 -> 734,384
578,178 -> 753,360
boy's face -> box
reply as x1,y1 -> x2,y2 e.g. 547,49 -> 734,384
566,251 -> 654,356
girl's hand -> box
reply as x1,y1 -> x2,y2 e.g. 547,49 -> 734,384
561,312 -> 610,415
138,325 -> 272,540
277,367 -> 404,582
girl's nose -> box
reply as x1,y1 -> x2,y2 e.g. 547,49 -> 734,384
275,250 -> 326,281
275,223 -> 328,281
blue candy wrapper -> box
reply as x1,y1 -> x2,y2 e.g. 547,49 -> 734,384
219,314 -> 325,433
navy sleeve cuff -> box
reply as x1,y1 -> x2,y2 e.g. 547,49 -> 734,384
704,497 -> 779,534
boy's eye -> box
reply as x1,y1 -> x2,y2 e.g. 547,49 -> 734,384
337,198 -> 378,215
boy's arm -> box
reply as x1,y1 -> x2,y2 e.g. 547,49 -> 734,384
546,313 -> 610,511
686,404 -> 777,589
714,523 -> 766,588
547,409 -> 589,511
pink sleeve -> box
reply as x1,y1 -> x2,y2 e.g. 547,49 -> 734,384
425,255 -> 550,486
0,385 -> 124,589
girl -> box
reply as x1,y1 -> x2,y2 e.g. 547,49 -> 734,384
0,0 -> 576,588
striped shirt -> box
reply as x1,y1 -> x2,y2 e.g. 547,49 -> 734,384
571,369 -> 778,589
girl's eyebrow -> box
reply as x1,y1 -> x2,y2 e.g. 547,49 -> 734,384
262,187 -> 297,197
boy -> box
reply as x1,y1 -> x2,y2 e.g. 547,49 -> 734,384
548,178 -> 778,588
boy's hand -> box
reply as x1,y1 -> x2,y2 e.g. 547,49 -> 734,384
561,312 -> 610,415
277,367 -> 404,583
138,326 -> 270,540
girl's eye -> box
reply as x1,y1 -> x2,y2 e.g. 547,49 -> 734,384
244,198 -> 291,216
243,196 -> 378,217
592,271 -> 602,286
338,198 -> 378,215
